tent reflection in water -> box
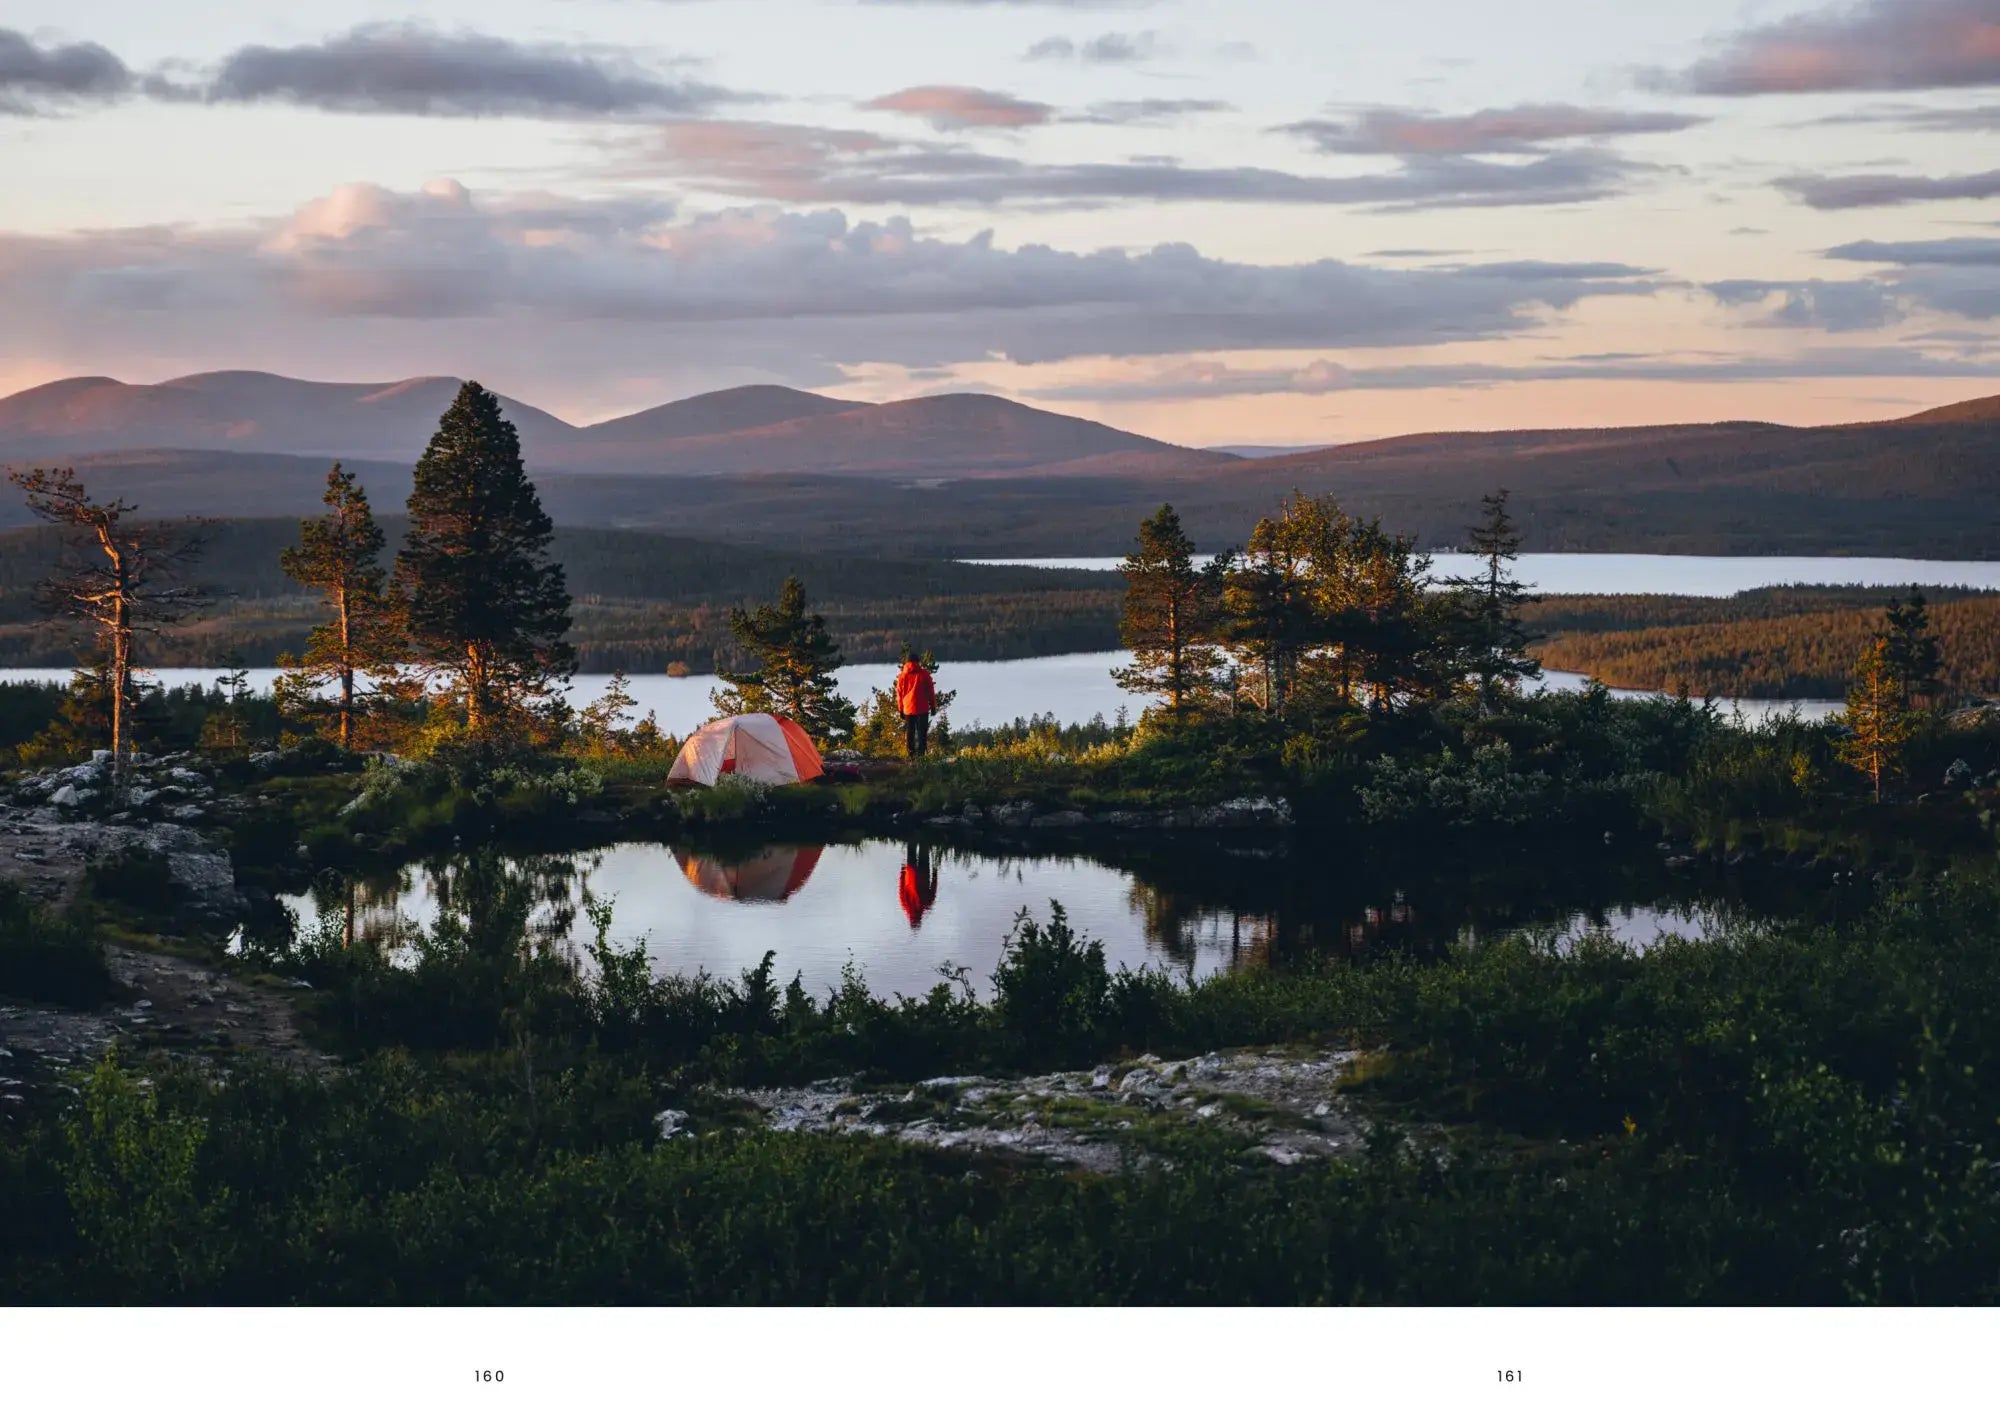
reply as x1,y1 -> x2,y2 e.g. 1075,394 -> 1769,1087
667,713 -> 825,787
673,845 -> 825,904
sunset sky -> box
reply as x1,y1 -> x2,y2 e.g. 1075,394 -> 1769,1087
4,0 -> 1999,443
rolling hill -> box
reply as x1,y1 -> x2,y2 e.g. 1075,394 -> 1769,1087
2,373 -> 1996,556
0,370 -> 1207,478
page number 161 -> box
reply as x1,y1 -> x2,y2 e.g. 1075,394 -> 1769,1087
1497,1370 -> 1523,1384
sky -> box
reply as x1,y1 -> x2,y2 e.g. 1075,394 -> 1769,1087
3,0 -> 2000,443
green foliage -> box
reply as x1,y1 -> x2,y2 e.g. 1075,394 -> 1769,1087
15,877 -> 2000,1302
711,576 -> 856,744
991,904 -> 1110,1061
277,464 -> 407,749
0,881 -> 112,1006
1535,588 -> 2000,700
1440,488 -> 1540,708
396,383 -> 576,736
1839,637 -> 1913,803
1114,503 -> 1228,716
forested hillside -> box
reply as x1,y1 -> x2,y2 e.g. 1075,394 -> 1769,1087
0,520 -> 1123,672
6,392 -> 1998,556
1532,589 -> 2000,699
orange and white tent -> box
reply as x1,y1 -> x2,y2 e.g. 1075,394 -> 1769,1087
674,844 -> 824,903
667,713 -> 825,787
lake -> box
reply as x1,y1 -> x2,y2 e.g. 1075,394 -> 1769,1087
964,553 -> 2000,597
16,552 -> 1949,732
274,837 -> 1779,999
0,655 -> 1841,736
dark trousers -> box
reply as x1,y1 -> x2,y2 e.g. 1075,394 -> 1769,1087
903,712 -> 931,759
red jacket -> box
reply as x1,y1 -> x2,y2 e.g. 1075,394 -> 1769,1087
894,661 -> 936,716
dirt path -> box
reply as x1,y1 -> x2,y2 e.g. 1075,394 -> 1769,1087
0,942 -> 331,1108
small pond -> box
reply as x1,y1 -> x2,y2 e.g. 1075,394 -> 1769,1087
276,836 -> 1807,999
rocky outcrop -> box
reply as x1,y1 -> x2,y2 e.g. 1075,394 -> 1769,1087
725,1046 -> 1361,1172
928,795 -> 1293,833
2,753 -> 244,918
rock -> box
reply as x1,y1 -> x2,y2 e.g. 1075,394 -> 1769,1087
168,805 -> 205,823
960,803 -> 984,822
654,1109 -> 690,1139
991,801 -> 1036,828
1945,758 -> 1973,788
48,785 -> 79,808
1192,796 -> 1293,829
1090,1066 -> 1111,1090
1030,810 -> 1090,829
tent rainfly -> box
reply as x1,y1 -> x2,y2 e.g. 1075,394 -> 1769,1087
674,844 -> 825,902
668,713 -> 825,787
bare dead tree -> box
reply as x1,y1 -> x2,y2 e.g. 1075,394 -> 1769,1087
7,467 -> 211,761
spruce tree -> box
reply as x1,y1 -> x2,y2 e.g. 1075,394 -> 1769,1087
1440,489 -> 1541,710
711,576 -> 856,743
1882,589 -> 1945,711
1112,504 -> 1227,717
278,464 -> 405,749
1223,512 -> 1313,715
394,383 -> 575,737
1838,636 -> 1911,803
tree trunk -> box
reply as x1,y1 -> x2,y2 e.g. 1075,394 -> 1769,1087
337,582 -> 354,751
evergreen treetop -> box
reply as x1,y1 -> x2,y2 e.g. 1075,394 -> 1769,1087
394,382 -> 575,736
712,576 -> 856,743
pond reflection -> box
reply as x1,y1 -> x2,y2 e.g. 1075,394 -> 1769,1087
275,835 -> 1806,1000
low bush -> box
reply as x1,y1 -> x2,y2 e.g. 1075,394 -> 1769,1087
0,882 -> 112,1006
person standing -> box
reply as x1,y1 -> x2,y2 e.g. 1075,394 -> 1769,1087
894,650 -> 937,760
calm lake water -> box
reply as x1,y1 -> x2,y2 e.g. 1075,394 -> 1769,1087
966,553 -> 2000,597
0,655 -> 1840,735
14,552 -> 1947,732
276,838 -> 1769,998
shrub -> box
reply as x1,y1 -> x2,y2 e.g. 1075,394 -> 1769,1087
0,883 -> 112,1006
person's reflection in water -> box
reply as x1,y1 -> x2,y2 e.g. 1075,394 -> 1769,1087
899,842 -> 940,929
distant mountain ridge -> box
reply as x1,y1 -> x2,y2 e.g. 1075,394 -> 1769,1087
0,370 -> 1206,477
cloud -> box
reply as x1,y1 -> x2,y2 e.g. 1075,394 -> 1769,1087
1070,97 -> 1232,125
1777,167 -> 2000,208
1024,30 -> 1166,63
0,26 -> 132,113
1279,103 -> 1702,156
1027,348 -> 2000,402
1827,236 -> 2000,265
1809,101 -> 2000,131
0,180 -> 1662,397
863,0 -> 1158,7
1669,0 -> 2000,95
864,85 -> 1052,129
635,119 -> 1656,209
1705,279 -> 1905,331
203,24 -> 732,119
1820,236 -> 2000,320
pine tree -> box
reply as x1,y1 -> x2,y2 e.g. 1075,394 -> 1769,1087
278,464 -> 405,749
394,383 -> 575,738
578,670 -> 638,750
1882,589 -> 1945,711
6,467 -> 208,761
1838,636 -> 1911,803
711,576 -> 856,743
1111,504 -> 1228,717
1443,488 -> 1541,709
